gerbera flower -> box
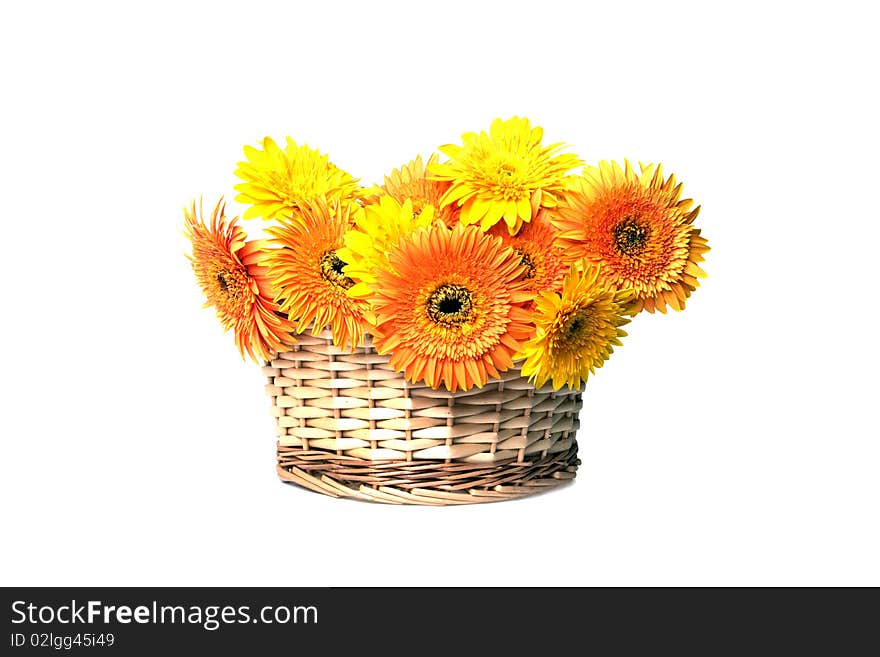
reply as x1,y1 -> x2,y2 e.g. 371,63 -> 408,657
519,262 -> 632,390
234,136 -> 361,221
381,154 -> 457,227
369,224 -> 533,392
262,199 -> 369,350
337,194 -> 436,304
429,116 -> 582,234
183,198 -> 295,362
551,160 -> 709,313
488,210 -> 568,298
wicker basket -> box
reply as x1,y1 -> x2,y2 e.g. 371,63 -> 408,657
263,329 -> 583,504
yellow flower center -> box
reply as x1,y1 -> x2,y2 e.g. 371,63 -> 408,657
320,250 -> 354,290
265,159 -> 338,211
483,157 -> 529,200
270,173 -> 309,208
613,217 -> 650,256
427,284 -> 474,327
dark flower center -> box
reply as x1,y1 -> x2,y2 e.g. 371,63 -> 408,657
427,284 -> 474,326
320,250 -> 355,290
515,248 -> 536,280
553,307 -> 596,352
613,217 -> 650,256
214,266 -> 248,300
566,315 -> 585,337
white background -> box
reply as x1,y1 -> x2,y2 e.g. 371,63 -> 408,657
1,0 -> 877,586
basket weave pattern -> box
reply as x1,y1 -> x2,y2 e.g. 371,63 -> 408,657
264,330 -> 583,504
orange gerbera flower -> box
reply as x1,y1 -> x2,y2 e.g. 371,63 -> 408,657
381,154 -> 457,227
489,210 -> 568,298
262,199 -> 369,350
370,224 -> 533,392
551,160 -> 709,313
184,198 -> 295,362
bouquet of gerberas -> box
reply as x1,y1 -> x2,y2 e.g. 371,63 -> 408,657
184,117 -> 709,504
185,117 -> 708,393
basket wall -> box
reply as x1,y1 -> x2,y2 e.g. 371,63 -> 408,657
263,330 -> 583,504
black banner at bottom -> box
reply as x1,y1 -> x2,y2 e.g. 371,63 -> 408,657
1,587 -> 873,653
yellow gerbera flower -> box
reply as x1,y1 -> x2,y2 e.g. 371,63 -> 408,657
184,198 -> 295,362
429,117 -> 582,234
551,160 -> 709,313
370,223 -> 534,392
382,154 -> 458,227
519,261 -> 632,390
234,136 -> 361,221
261,199 -> 369,350
337,194 -> 435,305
